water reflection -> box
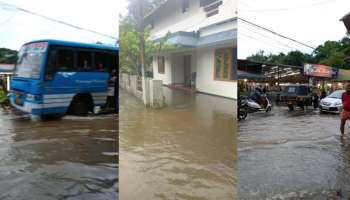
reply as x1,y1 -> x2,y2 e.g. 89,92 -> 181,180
0,112 -> 117,199
120,88 -> 236,200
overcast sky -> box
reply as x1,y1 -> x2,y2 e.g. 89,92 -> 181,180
0,0 -> 129,50
238,0 -> 350,59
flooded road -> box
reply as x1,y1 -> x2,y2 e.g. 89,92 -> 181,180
119,88 -> 236,200
238,106 -> 350,199
0,112 -> 117,200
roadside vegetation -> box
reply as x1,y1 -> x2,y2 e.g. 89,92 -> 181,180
248,35 -> 350,69
0,48 -> 17,64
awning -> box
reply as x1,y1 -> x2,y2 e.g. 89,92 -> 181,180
153,29 -> 236,49
238,70 -> 265,79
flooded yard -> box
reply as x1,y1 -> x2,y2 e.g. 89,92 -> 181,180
0,112 -> 117,200
119,88 -> 236,200
238,106 -> 350,199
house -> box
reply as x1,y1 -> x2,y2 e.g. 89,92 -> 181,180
145,0 -> 237,99
0,64 -> 14,90
341,12 -> 350,33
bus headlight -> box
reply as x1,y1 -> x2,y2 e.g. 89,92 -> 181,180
26,94 -> 35,101
26,94 -> 42,101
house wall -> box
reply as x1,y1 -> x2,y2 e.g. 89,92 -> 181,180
150,0 -> 237,40
152,55 -> 172,85
196,47 -> 237,99
199,20 -> 236,37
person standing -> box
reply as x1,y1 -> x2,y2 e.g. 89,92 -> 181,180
312,90 -> 319,109
0,81 -> 9,110
320,89 -> 327,99
340,83 -> 350,136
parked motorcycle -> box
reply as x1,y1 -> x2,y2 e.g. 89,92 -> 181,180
243,94 -> 272,113
238,96 -> 248,121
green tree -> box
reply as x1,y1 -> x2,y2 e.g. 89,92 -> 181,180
0,48 -> 17,64
247,36 -> 350,68
246,50 -> 269,63
119,0 -> 171,75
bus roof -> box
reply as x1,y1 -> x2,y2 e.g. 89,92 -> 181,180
24,39 -> 119,51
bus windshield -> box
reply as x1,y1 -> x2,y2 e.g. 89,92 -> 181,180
15,42 -> 48,79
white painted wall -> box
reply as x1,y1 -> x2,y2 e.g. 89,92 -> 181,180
199,20 -> 236,37
152,55 -> 172,85
196,47 -> 237,99
151,48 -> 237,99
150,0 -> 237,40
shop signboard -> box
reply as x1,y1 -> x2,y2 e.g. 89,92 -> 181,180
336,69 -> 350,81
303,63 -> 332,78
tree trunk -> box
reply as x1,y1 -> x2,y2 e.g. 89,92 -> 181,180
137,0 -> 148,106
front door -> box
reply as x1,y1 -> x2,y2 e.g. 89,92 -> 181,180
184,55 -> 191,87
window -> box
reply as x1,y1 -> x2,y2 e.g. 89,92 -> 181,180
95,52 -> 112,71
158,56 -> 165,74
200,0 -> 222,17
206,10 -> 219,17
214,48 -> 233,81
15,42 -> 48,79
200,0 -> 217,7
111,53 -> 118,73
182,0 -> 189,13
77,51 -> 92,71
45,47 -> 75,80
95,51 -> 118,73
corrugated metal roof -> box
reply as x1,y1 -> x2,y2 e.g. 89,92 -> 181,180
0,64 -> 14,72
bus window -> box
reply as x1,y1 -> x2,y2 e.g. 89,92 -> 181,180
111,54 -> 118,73
46,48 -> 74,80
45,49 -> 58,80
58,49 -> 74,71
94,52 -> 112,71
77,51 -> 92,71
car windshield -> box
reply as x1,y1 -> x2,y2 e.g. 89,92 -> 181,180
327,90 -> 344,99
14,42 -> 48,79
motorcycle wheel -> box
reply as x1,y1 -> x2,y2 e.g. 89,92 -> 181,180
266,106 -> 272,112
288,104 -> 294,111
238,107 -> 248,121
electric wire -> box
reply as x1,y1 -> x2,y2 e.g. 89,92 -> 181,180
238,17 -> 316,50
0,1 -> 117,40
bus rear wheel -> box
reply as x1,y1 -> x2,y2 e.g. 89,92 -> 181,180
69,96 -> 91,116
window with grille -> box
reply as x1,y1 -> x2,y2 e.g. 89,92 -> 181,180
214,48 -> 233,81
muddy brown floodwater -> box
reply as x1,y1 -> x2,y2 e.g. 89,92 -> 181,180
0,112 -> 117,200
239,106 -> 350,199
119,88 -> 236,200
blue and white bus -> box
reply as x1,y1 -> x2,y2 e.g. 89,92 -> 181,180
9,39 -> 118,117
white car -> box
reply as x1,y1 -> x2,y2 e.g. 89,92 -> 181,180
319,90 -> 345,113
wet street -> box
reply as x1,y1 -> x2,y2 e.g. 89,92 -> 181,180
238,106 -> 350,199
0,112 -> 117,200
119,88 -> 236,200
